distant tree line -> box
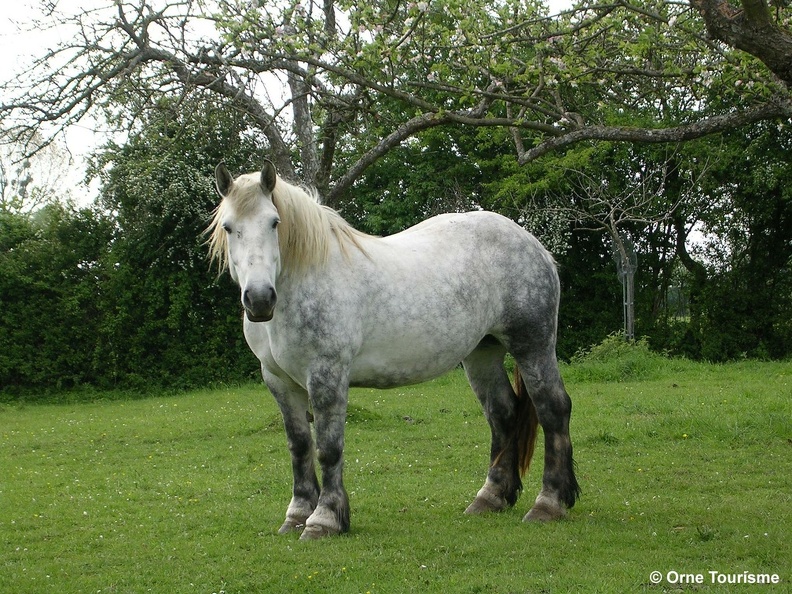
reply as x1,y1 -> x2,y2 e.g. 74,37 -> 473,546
0,105 -> 263,394
1,95 -> 790,396
1,0 -> 791,396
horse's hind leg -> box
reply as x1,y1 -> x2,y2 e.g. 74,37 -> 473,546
462,339 -> 523,514
513,348 -> 580,521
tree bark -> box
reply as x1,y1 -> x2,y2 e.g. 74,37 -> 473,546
691,0 -> 792,87
288,71 -> 320,184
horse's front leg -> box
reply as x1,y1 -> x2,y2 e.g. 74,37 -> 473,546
300,366 -> 350,540
264,371 -> 321,534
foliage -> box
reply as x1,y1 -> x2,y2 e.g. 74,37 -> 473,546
697,124 -> 792,360
1,0 -> 792,395
553,228 -> 620,360
648,123 -> 792,361
563,333 -> 685,382
0,203 -> 113,390
1,362 -> 789,591
1,0 -> 790,206
342,128 -> 484,235
84,97 -> 263,389
0,97 -> 263,395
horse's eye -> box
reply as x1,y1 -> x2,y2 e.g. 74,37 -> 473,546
222,223 -> 232,234
272,218 -> 280,230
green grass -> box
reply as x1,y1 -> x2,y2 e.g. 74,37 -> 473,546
1,357 -> 790,593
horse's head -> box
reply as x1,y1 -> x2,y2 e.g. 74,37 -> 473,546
211,161 -> 281,323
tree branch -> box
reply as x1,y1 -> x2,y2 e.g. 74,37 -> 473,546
326,111 -> 453,205
516,99 -> 792,163
2,0 -> 792,204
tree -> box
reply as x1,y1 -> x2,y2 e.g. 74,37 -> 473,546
0,0 -> 789,207
343,127 -> 485,235
87,95 -> 262,389
0,134 -> 110,392
0,203 -> 114,391
686,122 -> 792,359
0,138 -> 76,214
3,0 -> 791,380
692,0 -> 792,85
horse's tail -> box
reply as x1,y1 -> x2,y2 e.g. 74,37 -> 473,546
513,364 -> 540,477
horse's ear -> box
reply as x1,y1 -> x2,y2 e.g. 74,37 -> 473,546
215,162 -> 233,197
261,159 -> 277,193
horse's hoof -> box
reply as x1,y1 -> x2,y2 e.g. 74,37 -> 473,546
278,518 -> 307,534
299,524 -> 341,540
523,500 -> 566,522
464,495 -> 505,515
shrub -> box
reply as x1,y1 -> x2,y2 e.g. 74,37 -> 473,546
564,333 -> 676,382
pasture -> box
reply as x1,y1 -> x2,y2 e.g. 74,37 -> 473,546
1,355 -> 790,593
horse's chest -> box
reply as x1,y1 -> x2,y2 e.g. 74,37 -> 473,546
244,306 -> 358,384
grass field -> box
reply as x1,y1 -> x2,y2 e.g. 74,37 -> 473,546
1,352 -> 790,593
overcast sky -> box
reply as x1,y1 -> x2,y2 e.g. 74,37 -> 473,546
1,0 -> 102,199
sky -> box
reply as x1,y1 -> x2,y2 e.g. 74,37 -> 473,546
1,1 -> 97,152
1,1 -> 106,204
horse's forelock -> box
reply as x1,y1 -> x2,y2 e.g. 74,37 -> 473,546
207,173 -> 265,272
227,173 -> 265,214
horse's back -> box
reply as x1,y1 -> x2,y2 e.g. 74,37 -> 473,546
378,211 -> 559,313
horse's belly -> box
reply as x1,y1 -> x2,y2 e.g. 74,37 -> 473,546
348,327 -> 480,389
348,350 -> 462,389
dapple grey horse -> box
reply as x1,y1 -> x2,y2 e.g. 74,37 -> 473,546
208,161 -> 579,539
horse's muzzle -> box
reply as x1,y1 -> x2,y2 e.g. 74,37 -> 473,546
243,284 -> 277,323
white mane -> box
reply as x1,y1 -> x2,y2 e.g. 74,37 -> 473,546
208,172 -> 369,274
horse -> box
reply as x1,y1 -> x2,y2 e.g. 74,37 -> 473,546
208,160 -> 580,540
